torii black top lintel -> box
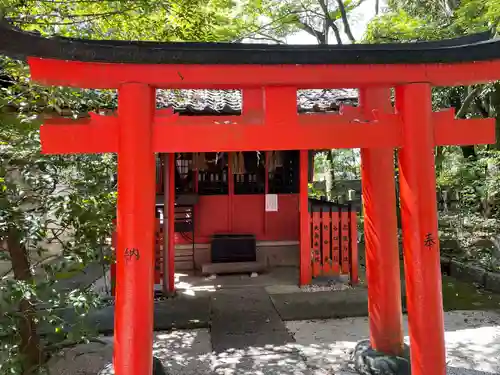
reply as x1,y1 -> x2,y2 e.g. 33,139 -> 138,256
0,21 -> 499,65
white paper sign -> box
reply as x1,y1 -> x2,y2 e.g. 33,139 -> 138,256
265,194 -> 278,212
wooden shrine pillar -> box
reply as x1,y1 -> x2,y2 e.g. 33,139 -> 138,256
396,84 -> 446,375
228,152 -> 234,232
114,84 -> 156,375
299,149 -> 312,285
359,88 -> 404,356
162,153 -> 176,294
168,153 -> 176,292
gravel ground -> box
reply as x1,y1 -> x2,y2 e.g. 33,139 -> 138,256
300,283 -> 352,293
300,275 -> 354,293
47,310 -> 500,375
287,310 -> 500,375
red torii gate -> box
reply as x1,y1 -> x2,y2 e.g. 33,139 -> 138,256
1,22 -> 499,375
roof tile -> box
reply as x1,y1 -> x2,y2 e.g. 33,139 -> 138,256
156,89 -> 358,115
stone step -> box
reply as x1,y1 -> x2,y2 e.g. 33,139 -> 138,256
201,261 -> 266,276
176,260 -> 194,271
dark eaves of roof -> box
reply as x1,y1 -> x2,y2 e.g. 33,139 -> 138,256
0,20 -> 498,65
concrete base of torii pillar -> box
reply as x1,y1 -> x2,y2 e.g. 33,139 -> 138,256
353,340 -> 411,375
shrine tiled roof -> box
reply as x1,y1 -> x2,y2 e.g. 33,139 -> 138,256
155,89 -> 358,115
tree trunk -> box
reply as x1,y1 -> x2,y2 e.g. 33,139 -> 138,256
7,227 -> 44,374
490,84 -> 500,149
327,150 -> 335,195
435,146 -> 445,173
336,0 -> 356,43
461,145 -> 477,160
317,0 -> 342,44
455,86 -> 483,160
394,150 -> 402,230
495,116 -> 500,150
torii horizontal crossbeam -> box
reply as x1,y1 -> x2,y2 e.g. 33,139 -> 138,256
28,58 -> 500,89
40,109 -> 494,154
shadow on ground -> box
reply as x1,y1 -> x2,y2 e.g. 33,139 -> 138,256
287,310 -> 500,375
47,310 -> 500,375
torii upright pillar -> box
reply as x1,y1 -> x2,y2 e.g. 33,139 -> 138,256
114,83 -> 156,375
360,88 -> 404,356
396,83 -> 446,375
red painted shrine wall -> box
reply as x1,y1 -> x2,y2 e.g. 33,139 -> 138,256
163,151 -> 302,245
177,194 -> 299,244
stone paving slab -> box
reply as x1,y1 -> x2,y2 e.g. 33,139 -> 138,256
39,286 -> 371,337
47,330 -> 214,375
270,288 -> 369,321
211,290 -> 284,334
48,330 -> 319,375
210,288 -> 295,353
211,331 -> 294,353
53,263 -> 107,292
153,330 -> 213,375
41,294 -> 210,335
211,348 -> 316,375
89,297 -> 210,334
